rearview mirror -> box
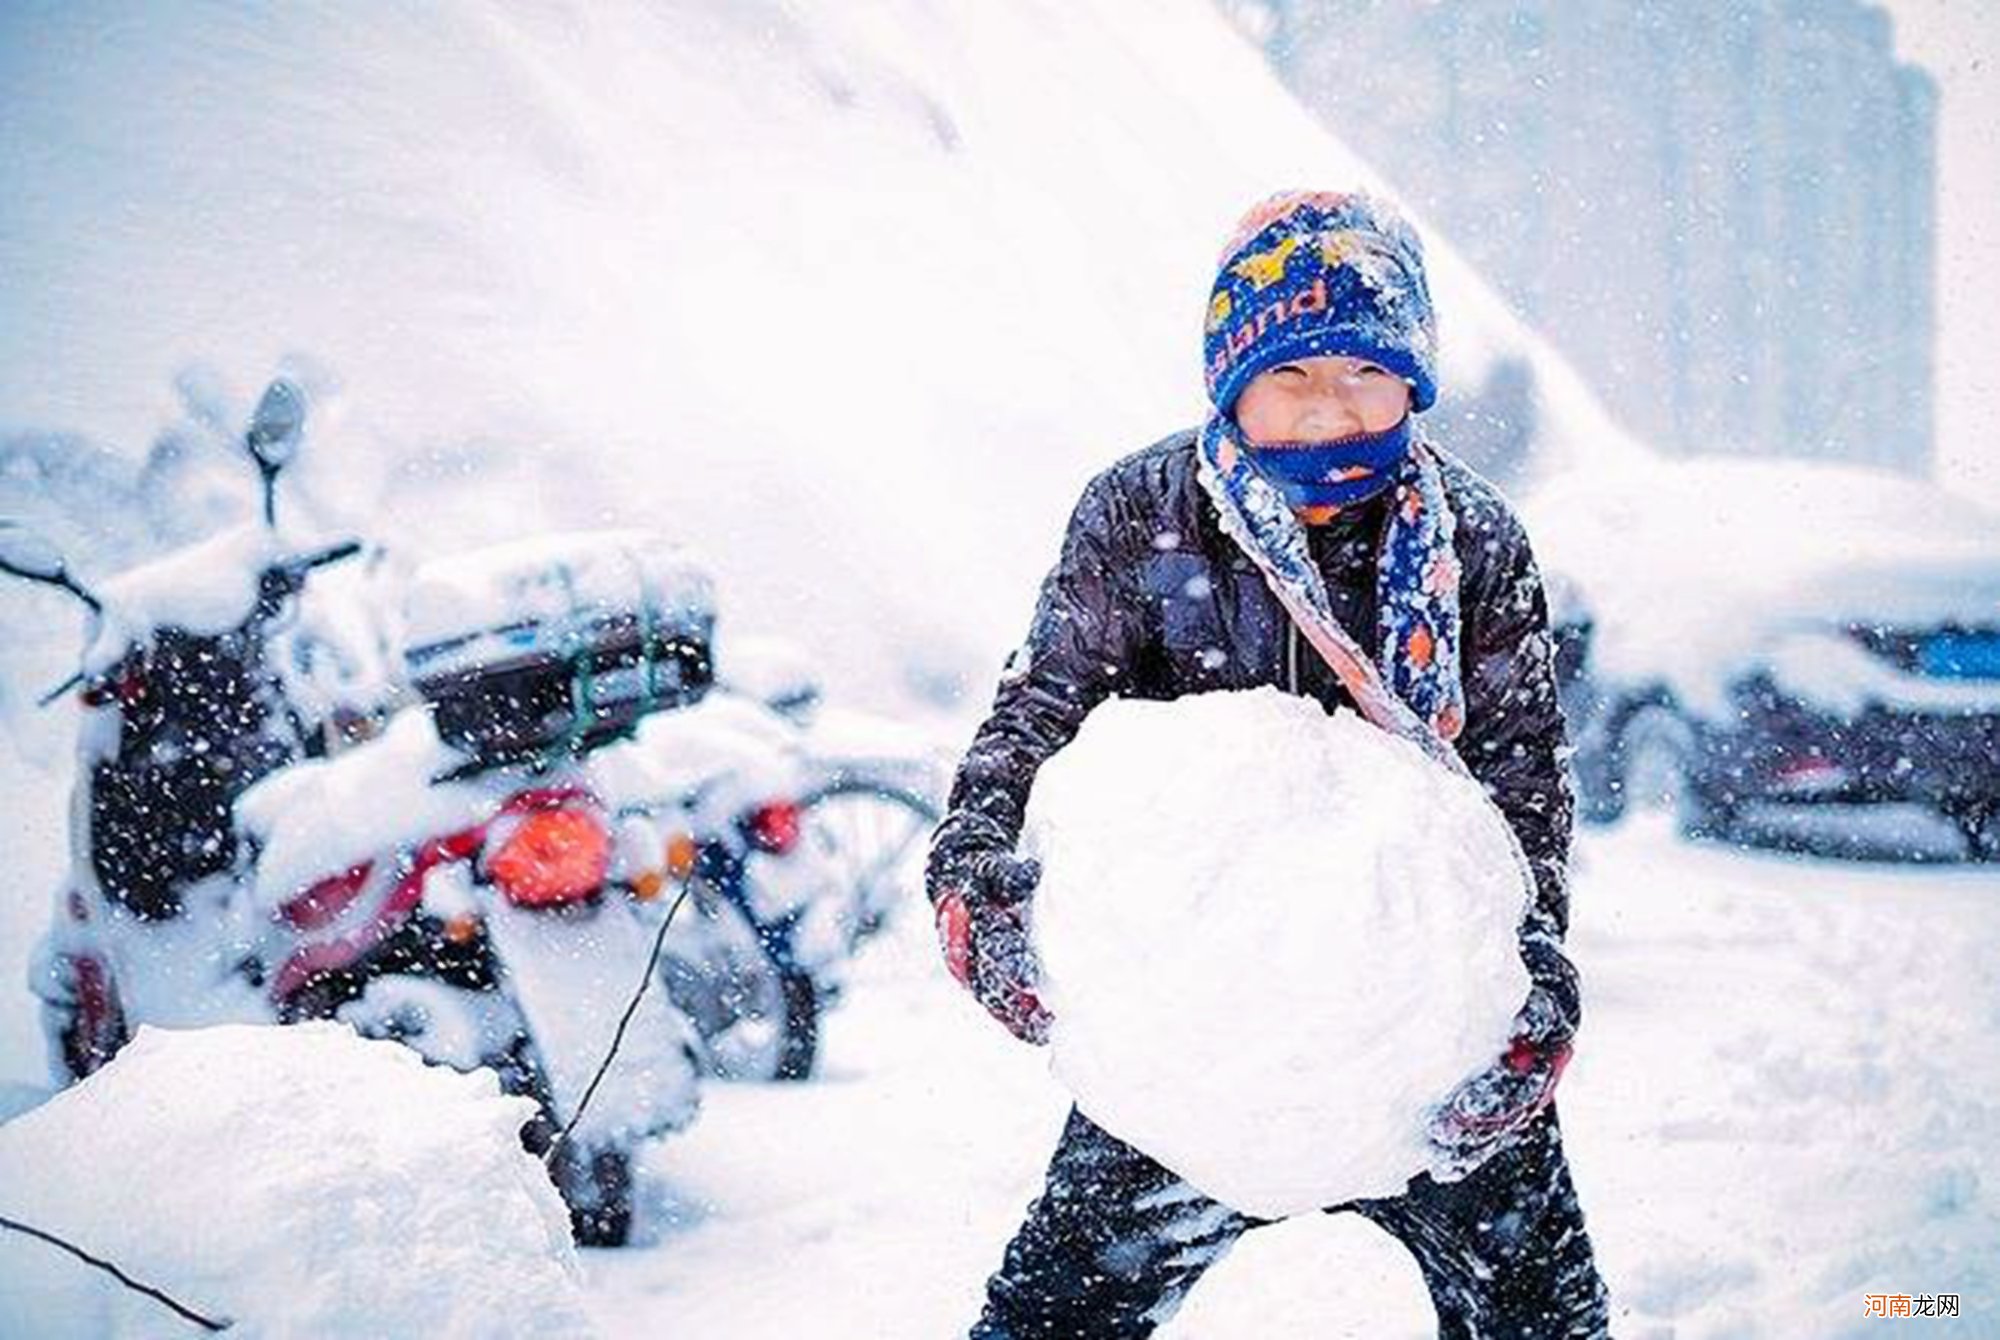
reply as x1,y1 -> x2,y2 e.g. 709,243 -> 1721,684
245,377 -> 308,473
245,377 -> 310,528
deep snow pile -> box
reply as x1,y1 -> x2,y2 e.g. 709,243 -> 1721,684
0,0 -> 1649,725
0,0 -> 1656,1094
0,1023 -> 592,1338
1026,689 -> 1529,1216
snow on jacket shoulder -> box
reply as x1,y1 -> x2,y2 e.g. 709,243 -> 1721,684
929,426 -> 1578,998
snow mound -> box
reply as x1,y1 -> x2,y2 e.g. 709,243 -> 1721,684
0,0 -> 1648,731
1028,688 -> 1529,1217
0,1023 -> 592,1338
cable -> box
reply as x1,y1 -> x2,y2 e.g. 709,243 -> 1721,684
0,1213 -> 232,1332
543,879 -> 693,1169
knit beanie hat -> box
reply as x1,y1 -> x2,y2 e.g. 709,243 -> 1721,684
1203,190 -> 1439,417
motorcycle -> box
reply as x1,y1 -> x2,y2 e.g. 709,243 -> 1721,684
7,374 -> 377,1082
232,531 -> 719,1245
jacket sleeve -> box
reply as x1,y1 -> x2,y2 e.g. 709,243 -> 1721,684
926,471 -> 1146,899
1453,508 -> 1581,1033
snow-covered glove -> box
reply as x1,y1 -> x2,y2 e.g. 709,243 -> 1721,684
932,851 -> 1052,1046
1422,986 -> 1573,1183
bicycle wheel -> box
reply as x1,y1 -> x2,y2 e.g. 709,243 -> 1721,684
796,776 -> 940,946
658,885 -> 793,1082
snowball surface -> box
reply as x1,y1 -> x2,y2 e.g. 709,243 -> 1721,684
1028,688 -> 1530,1217
0,1023 -> 592,1338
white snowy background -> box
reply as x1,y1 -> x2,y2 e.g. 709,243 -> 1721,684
2,2 -> 1996,1336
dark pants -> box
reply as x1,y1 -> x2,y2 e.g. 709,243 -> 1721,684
971,1105 -> 1609,1339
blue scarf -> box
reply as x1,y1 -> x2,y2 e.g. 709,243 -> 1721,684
1238,416 -> 1413,510
1196,413 -> 1466,767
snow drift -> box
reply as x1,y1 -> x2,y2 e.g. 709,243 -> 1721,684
0,1023 -> 593,1338
0,0 -> 1647,714
0,0 -> 1658,1089
1027,689 -> 1530,1216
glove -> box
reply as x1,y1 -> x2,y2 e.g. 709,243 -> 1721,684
1423,985 -> 1574,1183
932,851 -> 1052,1046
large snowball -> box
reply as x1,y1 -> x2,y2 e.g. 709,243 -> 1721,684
1028,688 -> 1530,1217
0,1023 -> 592,1338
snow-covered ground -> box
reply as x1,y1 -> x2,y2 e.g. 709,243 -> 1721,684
3,756 -> 1993,1336
581,819 -> 2000,1338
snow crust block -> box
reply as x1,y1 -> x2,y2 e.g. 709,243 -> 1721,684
1029,688 -> 1529,1217
0,1023 -> 592,1338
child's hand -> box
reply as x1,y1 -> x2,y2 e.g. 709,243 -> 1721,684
1422,1017 -> 1572,1182
933,852 -> 1053,1045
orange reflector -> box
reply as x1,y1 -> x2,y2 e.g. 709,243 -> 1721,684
443,913 -> 482,945
664,831 -> 700,880
629,869 -> 666,902
488,808 -> 611,907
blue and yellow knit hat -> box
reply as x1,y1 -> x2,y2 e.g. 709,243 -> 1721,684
1203,190 -> 1439,417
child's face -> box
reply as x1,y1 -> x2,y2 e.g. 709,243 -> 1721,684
1234,354 -> 1411,443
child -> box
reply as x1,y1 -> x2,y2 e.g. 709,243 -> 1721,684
927,191 -> 1610,1338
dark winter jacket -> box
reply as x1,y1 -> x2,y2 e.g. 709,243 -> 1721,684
929,428 -> 1580,1027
